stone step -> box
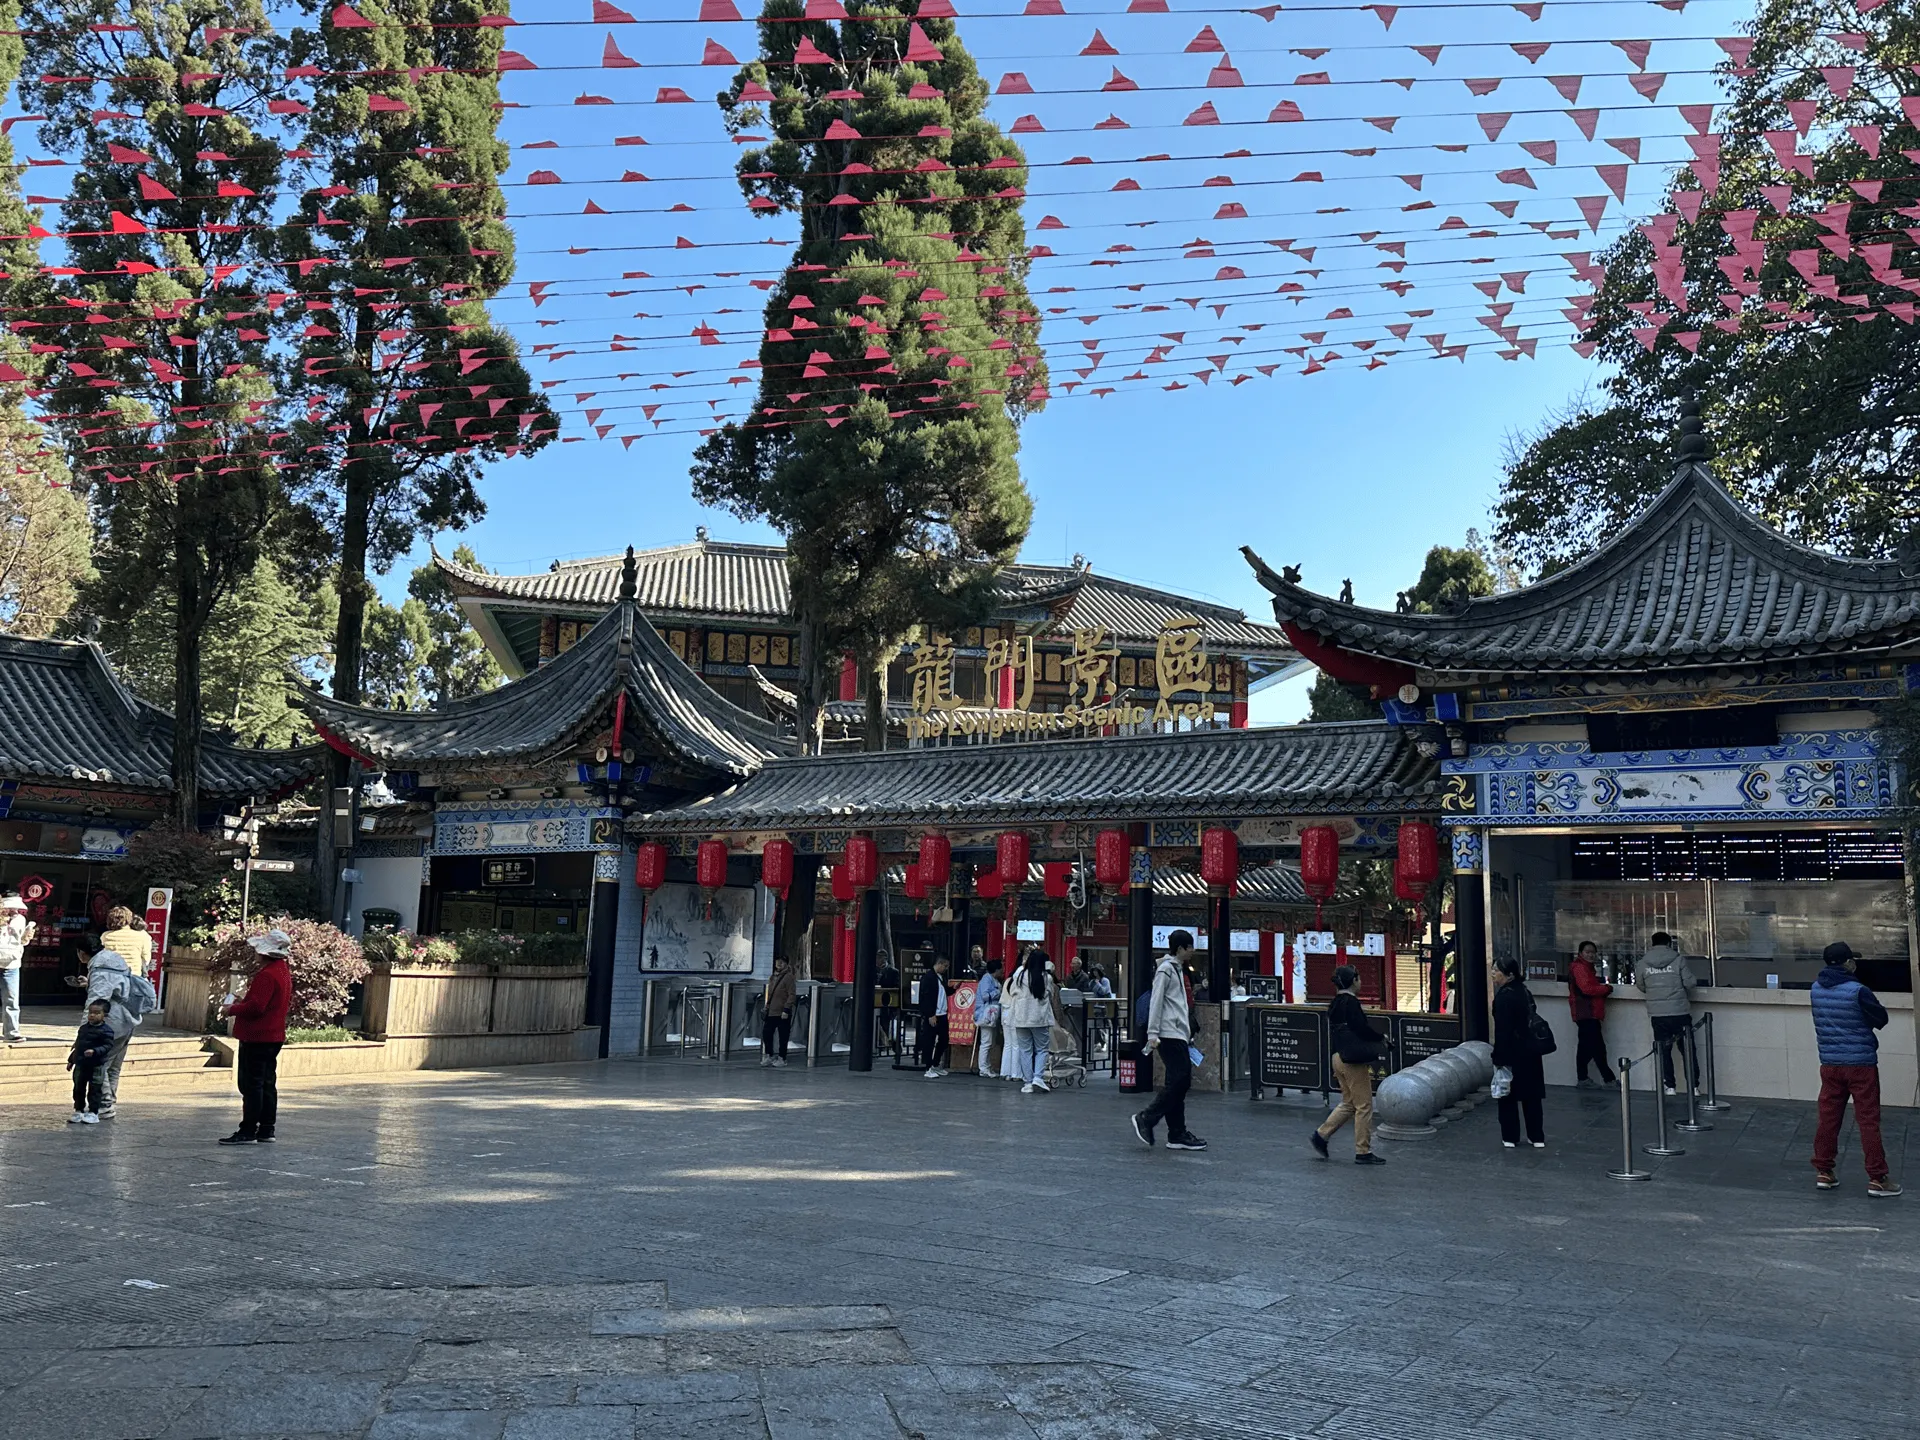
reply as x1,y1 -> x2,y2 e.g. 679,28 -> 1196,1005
0,1064 -> 236,1106
0,1039 -> 216,1070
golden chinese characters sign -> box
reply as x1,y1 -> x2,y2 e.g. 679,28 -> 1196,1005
903,621 -> 1222,741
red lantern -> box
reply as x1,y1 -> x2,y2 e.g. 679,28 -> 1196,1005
1299,824 -> 1340,926
996,831 -> 1030,890
1200,827 -> 1239,896
918,833 -> 952,889
634,841 -> 668,893
845,834 -> 879,891
1042,861 -> 1072,900
830,862 -> 855,904
1094,829 -> 1129,893
903,863 -> 928,904
696,839 -> 729,891
975,865 -> 1003,901
761,839 -> 794,900
1395,821 -> 1440,896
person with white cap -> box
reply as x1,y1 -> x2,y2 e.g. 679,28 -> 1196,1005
0,893 -> 30,1043
218,929 -> 294,1145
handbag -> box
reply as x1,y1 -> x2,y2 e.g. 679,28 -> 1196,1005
1491,1066 -> 1513,1099
1526,994 -> 1558,1056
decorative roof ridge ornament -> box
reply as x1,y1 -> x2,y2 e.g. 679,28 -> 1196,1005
1675,388 -> 1708,469
619,545 -> 638,602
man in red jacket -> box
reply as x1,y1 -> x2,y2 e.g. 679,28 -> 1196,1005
1568,940 -> 1616,1087
219,929 -> 293,1145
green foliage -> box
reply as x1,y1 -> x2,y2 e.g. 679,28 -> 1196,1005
1400,545 -> 1496,615
90,552 -> 333,748
8,4 -> 296,820
286,1025 -> 357,1044
116,825 -> 237,936
361,545 -> 504,709
1307,672 -> 1375,723
0,420 -> 90,636
367,928 -> 583,969
276,0 -> 555,702
694,3 -> 1044,747
210,915 -> 369,1029
1497,1 -> 1920,572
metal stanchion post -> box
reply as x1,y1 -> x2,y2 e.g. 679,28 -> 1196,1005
1699,1012 -> 1731,1112
1643,1044 -> 1686,1156
1674,1021 -> 1712,1132
1609,1055 -> 1652,1182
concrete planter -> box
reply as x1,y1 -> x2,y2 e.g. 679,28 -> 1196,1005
361,963 -> 588,1040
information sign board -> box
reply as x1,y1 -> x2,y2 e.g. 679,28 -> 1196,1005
1255,1006 -> 1326,1090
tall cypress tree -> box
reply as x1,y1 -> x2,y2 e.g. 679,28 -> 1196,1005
693,1 -> 1046,751
8,3 -> 289,823
278,0 -> 553,706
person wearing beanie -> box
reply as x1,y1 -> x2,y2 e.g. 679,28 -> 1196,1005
1809,941 -> 1900,1198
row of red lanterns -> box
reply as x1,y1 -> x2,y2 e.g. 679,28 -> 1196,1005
634,820 -> 1438,912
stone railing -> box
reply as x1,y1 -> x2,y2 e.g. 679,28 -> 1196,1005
360,963 -> 589,1040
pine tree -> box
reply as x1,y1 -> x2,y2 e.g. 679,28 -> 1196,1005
0,2 -> 91,636
1498,1 -> 1920,570
277,0 -> 554,706
8,4 -> 292,822
693,1 -> 1046,751
360,545 -> 503,709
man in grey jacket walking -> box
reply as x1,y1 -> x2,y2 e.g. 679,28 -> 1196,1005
1636,932 -> 1698,1095
1130,932 -> 1207,1152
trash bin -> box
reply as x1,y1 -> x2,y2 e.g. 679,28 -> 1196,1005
1117,1039 -> 1155,1093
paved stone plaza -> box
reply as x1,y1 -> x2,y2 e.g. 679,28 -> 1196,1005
1,1059 -> 1913,1440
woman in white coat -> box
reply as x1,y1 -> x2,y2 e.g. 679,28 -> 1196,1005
1005,949 -> 1056,1094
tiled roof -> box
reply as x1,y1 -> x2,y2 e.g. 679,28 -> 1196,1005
439,541 -> 1297,660
631,721 -> 1436,833
0,635 -> 321,794
1246,466 -> 1920,675
301,601 -> 793,777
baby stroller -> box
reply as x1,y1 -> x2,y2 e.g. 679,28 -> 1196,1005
1040,1020 -> 1087,1089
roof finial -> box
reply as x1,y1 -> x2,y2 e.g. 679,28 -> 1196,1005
1676,389 -> 1707,465
620,545 -> 637,601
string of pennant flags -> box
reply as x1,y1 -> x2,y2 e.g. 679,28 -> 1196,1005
0,1 -> 1915,483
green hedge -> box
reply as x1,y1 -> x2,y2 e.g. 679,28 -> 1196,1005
364,929 -> 586,970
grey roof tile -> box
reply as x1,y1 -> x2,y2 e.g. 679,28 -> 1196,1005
301,602 -> 793,777
630,721 -> 1436,833
0,635 -> 321,795
440,542 -> 1298,659
1245,467 -> 1920,673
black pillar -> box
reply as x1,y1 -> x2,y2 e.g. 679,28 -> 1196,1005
781,858 -> 819,975
1427,907 -> 1443,1013
586,863 -> 621,1058
1209,892 -> 1232,1001
849,886 -> 882,1071
1456,866 -> 1489,1043
1126,831 -> 1153,1038
951,896 -> 971,973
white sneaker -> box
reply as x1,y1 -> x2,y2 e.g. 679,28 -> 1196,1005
79,1112 -> 100,1125
925,1067 -> 942,1079
760,1056 -> 773,1068
1021,1083 -> 1035,1094
1663,1086 -> 1679,1096
772,1057 -> 788,1068
1032,1078 -> 1050,1093
68,1111 -> 87,1124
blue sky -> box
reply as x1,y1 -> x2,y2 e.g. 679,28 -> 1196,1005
323,1 -> 1740,719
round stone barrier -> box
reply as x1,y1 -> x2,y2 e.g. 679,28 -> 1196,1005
1374,1041 -> 1497,1140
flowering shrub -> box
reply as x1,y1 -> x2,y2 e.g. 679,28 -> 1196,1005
361,930 -> 459,969
210,916 -> 369,1030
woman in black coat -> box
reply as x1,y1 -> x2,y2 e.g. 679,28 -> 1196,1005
1490,955 -> 1546,1149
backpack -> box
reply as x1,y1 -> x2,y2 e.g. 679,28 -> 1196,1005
115,969 -> 159,1023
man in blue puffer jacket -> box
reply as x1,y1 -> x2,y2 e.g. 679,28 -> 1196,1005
1809,942 -> 1900,1198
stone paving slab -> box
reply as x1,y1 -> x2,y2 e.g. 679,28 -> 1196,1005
1,1058 -> 1914,1439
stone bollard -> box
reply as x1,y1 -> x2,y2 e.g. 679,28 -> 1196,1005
1375,1043 -> 1497,1141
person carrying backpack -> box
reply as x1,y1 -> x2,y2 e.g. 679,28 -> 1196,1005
84,931 -> 157,1119
1491,956 -> 1548,1149
1312,964 -> 1387,1165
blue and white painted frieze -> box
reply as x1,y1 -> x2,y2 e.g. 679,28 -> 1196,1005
1439,732 -> 1897,825
432,799 -> 623,856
